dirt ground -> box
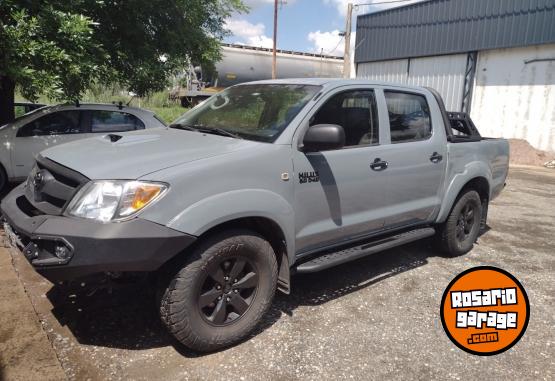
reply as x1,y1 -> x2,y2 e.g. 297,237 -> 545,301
1,165 -> 554,380
0,240 -> 65,381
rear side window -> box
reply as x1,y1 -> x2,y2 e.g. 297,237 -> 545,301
17,110 -> 83,137
385,91 -> 431,143
90,111 -> 145,133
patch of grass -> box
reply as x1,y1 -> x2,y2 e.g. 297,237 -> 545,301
148,106 -> 186,124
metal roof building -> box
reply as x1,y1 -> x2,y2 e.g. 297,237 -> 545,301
355,0 -> 555,153
355,0 -> 555,63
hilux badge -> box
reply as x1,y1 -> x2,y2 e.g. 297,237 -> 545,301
299,171 -> 320,184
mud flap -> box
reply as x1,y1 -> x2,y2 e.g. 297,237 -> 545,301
277,253 -> 290,295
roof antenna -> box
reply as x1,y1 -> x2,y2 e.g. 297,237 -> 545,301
126,95 -> 135,106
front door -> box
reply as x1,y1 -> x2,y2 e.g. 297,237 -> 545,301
11,110 -> 88,178
292,88 -> 389,254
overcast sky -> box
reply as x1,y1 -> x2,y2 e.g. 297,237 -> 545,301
224,0 -> 424,55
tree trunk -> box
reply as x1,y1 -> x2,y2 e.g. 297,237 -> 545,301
0,76 -> 16,126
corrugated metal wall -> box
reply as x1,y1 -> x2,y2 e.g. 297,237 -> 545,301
357,54 -> 468,111
407,55 -> 467,111
357,59 -> 408,83
355,0 -> 555,64
470,44 -> 555,152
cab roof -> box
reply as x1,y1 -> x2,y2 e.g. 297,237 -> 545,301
239,78 -> 428,92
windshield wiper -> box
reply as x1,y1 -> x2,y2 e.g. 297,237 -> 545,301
170,123 -> 243,140
169,123 -> 199,131
197,127 -> 243,140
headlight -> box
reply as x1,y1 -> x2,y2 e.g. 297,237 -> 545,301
66,181 -> 168,222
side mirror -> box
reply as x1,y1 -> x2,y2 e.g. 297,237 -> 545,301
302,124 -> 345,152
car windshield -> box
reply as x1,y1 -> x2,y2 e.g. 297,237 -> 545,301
172,84 -> 321,143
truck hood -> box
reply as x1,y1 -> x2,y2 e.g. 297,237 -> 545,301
41,127 -> 261,179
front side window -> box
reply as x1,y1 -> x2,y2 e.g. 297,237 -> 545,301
173,84 -> 321,143
310,90 -> 379,147
17,110 -> 83,137
385,91 -> 432,143
90,111 -> 145,133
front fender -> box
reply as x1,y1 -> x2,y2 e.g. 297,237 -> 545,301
167,189 -> 296,261
436,161 -> 492,223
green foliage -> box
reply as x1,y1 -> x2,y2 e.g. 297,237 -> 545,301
1,2 -> 102,103
0,0 -> 246,108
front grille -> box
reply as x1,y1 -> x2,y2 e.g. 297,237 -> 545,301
24,155 -> 90,216
36,160 -> 82,188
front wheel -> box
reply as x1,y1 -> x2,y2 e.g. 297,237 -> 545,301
436,190 -> 483,257
158,230 -> 278,352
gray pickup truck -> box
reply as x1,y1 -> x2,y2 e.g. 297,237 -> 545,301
1,79 -> 509,351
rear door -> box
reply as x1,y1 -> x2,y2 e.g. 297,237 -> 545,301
380,89 -> 447,228
86,110 -> 145,134
11,110 -> 87,178
292,87 -> 390,254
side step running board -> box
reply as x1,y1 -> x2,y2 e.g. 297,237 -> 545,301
295,227 -> 436,274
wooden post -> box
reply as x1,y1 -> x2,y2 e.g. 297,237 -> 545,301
272,0 -> 278,79
343,3 -> 353,78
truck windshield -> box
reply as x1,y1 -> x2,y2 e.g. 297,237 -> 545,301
172,84 -> 321,143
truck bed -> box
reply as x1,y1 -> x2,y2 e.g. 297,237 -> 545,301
446,137 -> 509,201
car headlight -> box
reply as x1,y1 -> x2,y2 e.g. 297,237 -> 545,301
66,181 -> 168,222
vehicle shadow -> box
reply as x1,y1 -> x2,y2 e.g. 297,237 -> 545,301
0,183 -> 16,200
45,237 -> 444,355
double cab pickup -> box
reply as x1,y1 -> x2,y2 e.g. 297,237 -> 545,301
1,79 -> 509,351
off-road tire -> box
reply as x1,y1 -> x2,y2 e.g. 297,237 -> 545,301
436,190 -> 482,257
158,229 -> 278,352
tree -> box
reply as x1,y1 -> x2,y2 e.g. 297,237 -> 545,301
0,0 -> 245,125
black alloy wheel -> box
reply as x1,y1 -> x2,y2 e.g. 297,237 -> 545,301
198,257 -> 258,326
455,202 -> 477,243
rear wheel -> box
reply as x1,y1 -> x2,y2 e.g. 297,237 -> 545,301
158,229 -> 278,352
437,190 -> 482,257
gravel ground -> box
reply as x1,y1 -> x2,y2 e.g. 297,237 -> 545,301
3,165 -> 555,380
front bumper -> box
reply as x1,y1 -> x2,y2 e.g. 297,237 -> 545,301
1,184 -> 196,282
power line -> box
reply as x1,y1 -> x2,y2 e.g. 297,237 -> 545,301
327,35 -> 345,55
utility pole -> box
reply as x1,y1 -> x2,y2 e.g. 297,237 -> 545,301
272,0 -> 278,79
343,2 -> 353,78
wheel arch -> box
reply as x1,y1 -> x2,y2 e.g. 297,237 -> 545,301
161,189 -> 295,293
436,167 -> 492,224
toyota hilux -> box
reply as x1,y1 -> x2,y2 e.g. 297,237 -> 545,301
1,79 -> 509,351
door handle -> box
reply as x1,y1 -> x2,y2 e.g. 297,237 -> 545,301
370,158 -> 388,171
430,152 -> 443,163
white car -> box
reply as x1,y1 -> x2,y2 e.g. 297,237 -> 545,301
0,103 -> 166,191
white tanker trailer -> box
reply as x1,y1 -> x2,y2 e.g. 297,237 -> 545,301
171,43 -> 343,107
